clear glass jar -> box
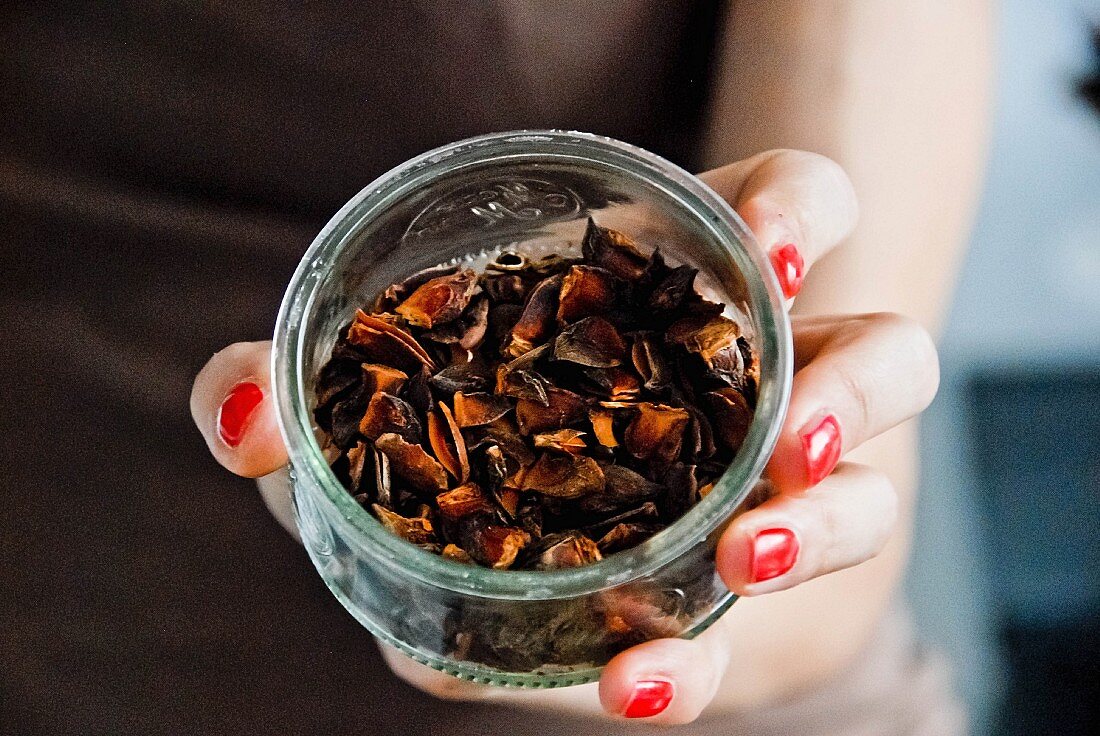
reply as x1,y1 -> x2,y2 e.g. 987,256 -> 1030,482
272,131 -> 792,687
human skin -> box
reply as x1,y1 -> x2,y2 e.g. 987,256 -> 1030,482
191,1 -> 992,725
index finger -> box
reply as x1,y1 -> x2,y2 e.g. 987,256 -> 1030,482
699,149 -> 858,300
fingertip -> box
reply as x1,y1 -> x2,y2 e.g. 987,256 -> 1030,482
599,637 -> 724,724
191,341 -> 288,477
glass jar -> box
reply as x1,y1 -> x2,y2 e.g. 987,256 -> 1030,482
272,131 -> 792,687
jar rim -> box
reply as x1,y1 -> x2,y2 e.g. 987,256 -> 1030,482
272,130 -> 792,599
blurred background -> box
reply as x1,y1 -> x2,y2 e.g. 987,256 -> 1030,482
1,2 -> 1097,735
906,2 -> 1100,734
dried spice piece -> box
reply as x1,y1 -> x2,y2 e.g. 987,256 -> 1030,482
375,432 -> 449,494
624,403 -> 691,466
313,217 -> 759,573
373,504 -> 436,545
359,392 -> 421,443
533,428 -> 587,455
506,273 -> 563,357
521,453 -> 605,499
348,310 -> 436,372
581,218 -> 648,281
596,523 -> 662,554
395,269 -> 478,328
553,316 -> 627,368
453,391 -> 512,428
557,265 -> 617,323
531,533 -> 603,570
465,524 -> 531,569
515,387 -> 587,435
703,388 -> 753,453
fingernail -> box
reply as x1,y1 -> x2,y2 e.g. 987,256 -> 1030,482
218,382 -> 263,447
751,528 -> 800,582
800,413 -> 841,485
623,678 -> 674,718
769,243 -> 804,298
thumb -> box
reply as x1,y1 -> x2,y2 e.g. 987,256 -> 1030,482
598,615 -> 732,724
190,340 -> 288,477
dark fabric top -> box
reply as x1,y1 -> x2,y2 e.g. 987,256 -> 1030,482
0,3 -> 722,734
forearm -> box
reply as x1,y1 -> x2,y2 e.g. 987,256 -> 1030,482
699,0 -> 993,334
697,0 -> 993,705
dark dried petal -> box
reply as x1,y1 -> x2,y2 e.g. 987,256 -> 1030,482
347,310 -> 436,372
359,392 -> 422,443
465,524 -> 531,570
488,302 -> 524,349
372,504 -> 436,545
703,388 -> 753,453
624,403 -> 690,465
596,523 -> 663,554
681,405 -> 717,461
425,295 -> 489,351
666,313 -> 741,365
399,366 -> 432,415
631,333 -> 672,393
498,343 -> 552,405
330,386 -> 369,449
374,432 -> 449,494
430,360 -> 492,395
372,264 -> 459,312
531,533 -> 602,570
479,417 -> 537,470
581,366 -> 641,401
516,496 -> 543,538
557,265 -> 617,323
481,273 -> 529,304
453,392 -> 513,428
515,387 -> 587,435
603,465 -> 663,503
395,269 -> 478,328
586,501 -> 661,536
661,462 -> 698,519
506,273 -> 563,357
580,218 -> 648,281
533,429 -> 587,455
553,316 -> 627,368
347,441 -> 370,492
648,264 -> 698,312
315,360 -> 360,411
521,453 -> 606,498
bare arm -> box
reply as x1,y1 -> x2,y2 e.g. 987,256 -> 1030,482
697,0 -> 993,707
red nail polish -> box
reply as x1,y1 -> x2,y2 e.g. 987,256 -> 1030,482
800,414 -> 841,485
623,678 -> 674,718
751,528 -> 799,582
218,382 -> 263,447
769,243 -> 804,298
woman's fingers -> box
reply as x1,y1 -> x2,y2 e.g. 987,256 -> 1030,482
717,462 -> 899,595
699,149 -> 858,299
598,615 -> 733,724
767,312 -> 939,494
190,340 -> 288,477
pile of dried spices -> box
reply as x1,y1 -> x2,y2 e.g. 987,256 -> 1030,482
314,219 -> 758,570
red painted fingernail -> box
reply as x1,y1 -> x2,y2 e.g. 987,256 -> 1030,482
800,413 -> 841,485
751,528 -> 800,582
218,382 -> 263,447
769,243 -> 804,298
623,678 -> 674,718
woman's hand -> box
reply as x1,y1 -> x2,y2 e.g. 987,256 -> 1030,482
190,150 -> 938,724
